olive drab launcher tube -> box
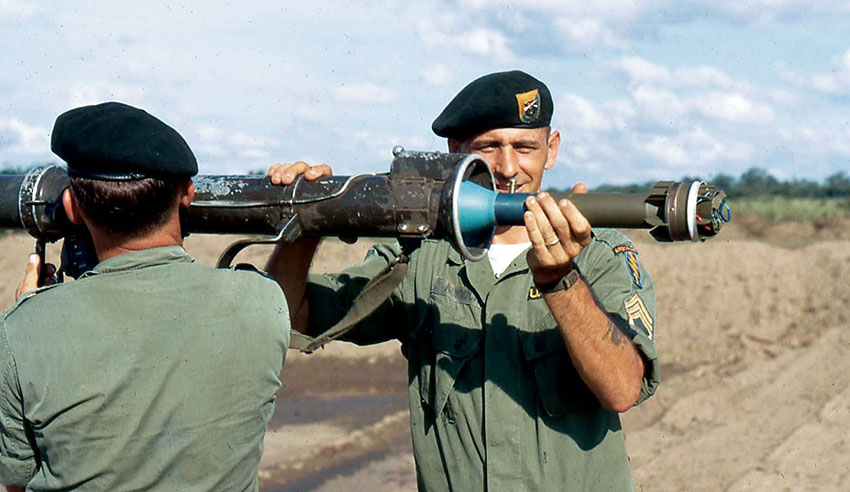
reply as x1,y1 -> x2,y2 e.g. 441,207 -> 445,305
1,147 -> 731,267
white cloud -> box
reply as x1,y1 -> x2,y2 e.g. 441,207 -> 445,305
459,28 -> 512,57
612,57 -> 671,85
191,125 -> 282,168
0,118 -> 48,155
555,17 -> 626,51
422,64 -> 454,87
417,17 -> 514,58
809,48 -> 850,95
332,83 -> 396,103
630,86 -> 688,126
636,134 -> 688,166
67,81 -> 149,109
348,130 -> 428,162
691,92 -> 775,123
558,94 -> 611,132
0,0 -> 38,20
613,57 -> 750,92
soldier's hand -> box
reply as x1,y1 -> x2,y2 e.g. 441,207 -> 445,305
268,161 -> 332,185
524,184 -> 591,287
15,254 -> 57,301
267,161 -> 356,243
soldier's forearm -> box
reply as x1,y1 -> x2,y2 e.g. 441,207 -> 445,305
545,279 -> 644,412
265,236 -> 321,332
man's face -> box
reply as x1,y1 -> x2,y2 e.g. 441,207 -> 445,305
449,127 -> 561,194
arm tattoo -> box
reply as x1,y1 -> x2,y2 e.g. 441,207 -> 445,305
603,320 -> 627,347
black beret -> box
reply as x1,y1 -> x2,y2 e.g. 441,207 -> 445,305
432,70 -> 553,140
51,102 -> 198,180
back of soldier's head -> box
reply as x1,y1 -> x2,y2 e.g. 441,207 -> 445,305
51,102 -> 198,238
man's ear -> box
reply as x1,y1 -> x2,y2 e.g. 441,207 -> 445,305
544,129 -> 561,171
178,179 -> 194,208
448,138 -> 462,153
62,188 -> 85,225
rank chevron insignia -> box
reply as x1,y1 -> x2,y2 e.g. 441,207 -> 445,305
624,293 -> 654,340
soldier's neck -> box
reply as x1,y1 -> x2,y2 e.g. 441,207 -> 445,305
86,211 -> 184,262
492,225 -> 530,245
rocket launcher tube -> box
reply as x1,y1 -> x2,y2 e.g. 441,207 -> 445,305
0,150 -> 730,269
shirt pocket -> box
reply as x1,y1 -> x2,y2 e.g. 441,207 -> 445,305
411,289 -> 482,418
519,314 -> 598,417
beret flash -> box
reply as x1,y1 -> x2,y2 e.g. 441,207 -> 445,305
432,70 -> 553,140
51,101 -> 198,180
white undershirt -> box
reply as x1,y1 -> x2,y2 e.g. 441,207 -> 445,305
487,242 -> 532,278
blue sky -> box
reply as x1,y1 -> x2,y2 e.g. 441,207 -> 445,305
1,0 -> 849,188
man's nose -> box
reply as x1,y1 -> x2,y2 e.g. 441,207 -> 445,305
490,148 -> 518,179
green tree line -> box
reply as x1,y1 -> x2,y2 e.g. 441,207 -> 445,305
580,167 -> 850,199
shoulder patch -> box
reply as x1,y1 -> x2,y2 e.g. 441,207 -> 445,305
624,293 -> 654,340
528,286 -> 543,300
612,244 -> 637,255
614,244 -> 643,288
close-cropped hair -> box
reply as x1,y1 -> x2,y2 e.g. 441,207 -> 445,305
68,175 -> 183,238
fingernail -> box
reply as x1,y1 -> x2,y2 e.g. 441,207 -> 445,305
526,197 -> 536,206
538,192 -> 548,199
28,254 -> 38,264
283,173 -> 293,181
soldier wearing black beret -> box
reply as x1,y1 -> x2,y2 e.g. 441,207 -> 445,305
4,102 -> 291,492
432,69 -> 554,140
51,101 -> 198,181
265,70 -> 659,491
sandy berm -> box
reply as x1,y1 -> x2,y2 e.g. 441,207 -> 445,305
1,217 -> 848,492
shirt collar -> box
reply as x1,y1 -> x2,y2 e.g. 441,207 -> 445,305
80,246 -> 194,278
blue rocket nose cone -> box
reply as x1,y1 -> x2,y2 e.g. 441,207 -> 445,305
458,181 -> 530,232
457,181 -> 498,234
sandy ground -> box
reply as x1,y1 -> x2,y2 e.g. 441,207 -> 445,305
1,216 -> 849,491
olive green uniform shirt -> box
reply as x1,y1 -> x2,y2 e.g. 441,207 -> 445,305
307,230 -> 659,491
0,246 -> 289,491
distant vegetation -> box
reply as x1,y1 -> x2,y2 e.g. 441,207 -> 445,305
550,167 -> 850,223
584,167 -> 850,199
0,164 -> 53,174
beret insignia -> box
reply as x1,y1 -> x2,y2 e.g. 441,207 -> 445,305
516,89 -> 541,123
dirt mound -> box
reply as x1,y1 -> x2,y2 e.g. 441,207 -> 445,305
1,226 -> 847,491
